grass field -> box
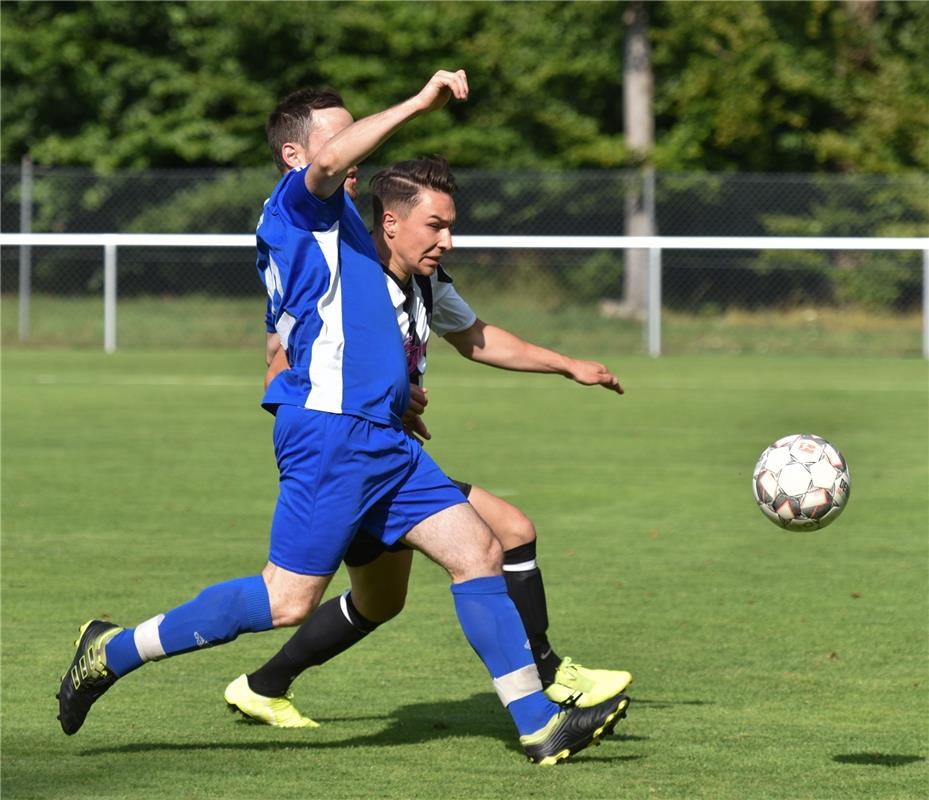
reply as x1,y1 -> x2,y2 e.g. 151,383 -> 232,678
2,294 -> 925,357
2,347 -> 927,799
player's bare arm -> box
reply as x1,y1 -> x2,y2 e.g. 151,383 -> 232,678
306,70 -> 469,200
444,319 -> 624,394
265,332 -> 282,366
264,344 -> 289,391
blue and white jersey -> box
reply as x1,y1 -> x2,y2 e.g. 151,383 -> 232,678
383,266 -> 477,386
257,169 -> 410,427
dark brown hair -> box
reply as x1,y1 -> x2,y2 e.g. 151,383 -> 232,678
266,88 -> 345,173
370,156 -> 458,226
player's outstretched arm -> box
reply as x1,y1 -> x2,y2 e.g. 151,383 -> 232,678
444,319 -> 624,395
306,69 -> 469,200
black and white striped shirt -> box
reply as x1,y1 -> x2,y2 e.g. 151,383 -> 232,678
383,265 -> 477,386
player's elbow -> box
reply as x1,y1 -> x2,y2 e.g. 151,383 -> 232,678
310,148 -> 343,180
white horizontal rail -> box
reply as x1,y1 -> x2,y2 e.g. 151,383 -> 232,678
1,233 -> 927,250
2,233 -> 926,358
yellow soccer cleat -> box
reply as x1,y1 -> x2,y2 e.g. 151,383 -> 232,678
224,674 -> 320,729
544,657 -> 633,708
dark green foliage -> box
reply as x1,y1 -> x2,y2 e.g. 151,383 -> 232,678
2,1 -> 927,172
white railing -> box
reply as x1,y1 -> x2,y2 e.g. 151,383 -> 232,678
2,232 -> 927,357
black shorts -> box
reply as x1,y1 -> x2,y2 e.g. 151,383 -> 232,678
342,479 -> 472,567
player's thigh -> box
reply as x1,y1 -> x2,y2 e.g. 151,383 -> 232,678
403,501 -> 502,582
269,407 -> 398,576
363,439 -> 467,551
465,484 -> 537,550
346,548 -> 414,623
261,561 -> 333,627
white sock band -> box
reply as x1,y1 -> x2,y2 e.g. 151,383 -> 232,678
502,559 -> 537,572
492,663 -> 543,706
133,614 -> 166,662
338,589 -> 352,623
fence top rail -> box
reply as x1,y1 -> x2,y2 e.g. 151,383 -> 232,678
1,233 -> 928,251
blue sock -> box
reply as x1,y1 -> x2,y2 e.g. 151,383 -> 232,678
105,575 -> 273,677
451,576 -> 559,736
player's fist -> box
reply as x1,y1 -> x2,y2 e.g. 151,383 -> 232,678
414,69 -> 469,114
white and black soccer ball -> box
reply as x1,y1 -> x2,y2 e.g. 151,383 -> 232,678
752,433 -> 851,530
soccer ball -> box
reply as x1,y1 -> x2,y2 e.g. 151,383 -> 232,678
752,434 -> 851,530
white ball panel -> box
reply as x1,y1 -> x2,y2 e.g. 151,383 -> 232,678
778,463 -> 812,496
809,459 -> 839,489
763,446 -> 792,472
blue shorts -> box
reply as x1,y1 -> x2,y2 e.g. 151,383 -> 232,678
343,479 -> 473,567
268,405 -> 466,575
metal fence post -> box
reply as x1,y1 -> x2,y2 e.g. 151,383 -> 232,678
647,246 -> 662,356
18,155 -> 33,342
923,249 -> 928,360
104,241 -> 117,353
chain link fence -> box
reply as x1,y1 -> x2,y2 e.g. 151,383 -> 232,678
2,164 -> 926,355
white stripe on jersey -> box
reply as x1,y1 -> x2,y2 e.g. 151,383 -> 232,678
305,222 -> 345,413
264,255 -> 284,316
276,311 -> 296,350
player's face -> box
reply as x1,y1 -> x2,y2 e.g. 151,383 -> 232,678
303,106 -> 360,200
391,189 -> 456,277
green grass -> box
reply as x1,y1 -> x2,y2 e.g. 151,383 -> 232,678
2,294 -> 924,356
2,348 -> 928,799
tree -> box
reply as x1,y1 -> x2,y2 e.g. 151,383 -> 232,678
620,0 -> 655,316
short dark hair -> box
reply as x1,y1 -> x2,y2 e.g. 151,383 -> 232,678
370,156 -> 458,226
266,88 -> 345,173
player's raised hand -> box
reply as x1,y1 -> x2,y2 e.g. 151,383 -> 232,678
413,69 -> 469,115
566,359 -> 624,395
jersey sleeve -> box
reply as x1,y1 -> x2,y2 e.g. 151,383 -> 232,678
430,268 -> 478,336
277,167 -> 344,232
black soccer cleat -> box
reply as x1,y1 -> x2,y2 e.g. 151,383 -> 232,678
57,619 -> 122,735
520,691 -> 630,766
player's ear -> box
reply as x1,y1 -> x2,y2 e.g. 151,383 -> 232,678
382,210 -> 398,238
281,142 -> 304,169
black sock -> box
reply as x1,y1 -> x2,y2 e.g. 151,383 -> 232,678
247,591 -> 380,698
503,541 -> 560,687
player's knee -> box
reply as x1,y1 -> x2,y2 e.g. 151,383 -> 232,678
262,562 -> 328,627
265,585 -> 319,627
469,523 -> 504,576
269,598 -> 314,628
494,509 -> 537,550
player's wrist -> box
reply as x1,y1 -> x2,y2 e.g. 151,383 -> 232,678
404,93 -> 433,118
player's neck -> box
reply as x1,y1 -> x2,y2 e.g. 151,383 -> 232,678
383,260 -> 413,286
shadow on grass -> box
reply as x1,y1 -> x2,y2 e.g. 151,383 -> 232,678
629,697 -> 713,708
78,692 -> 646,760
833,753 -> 925,768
